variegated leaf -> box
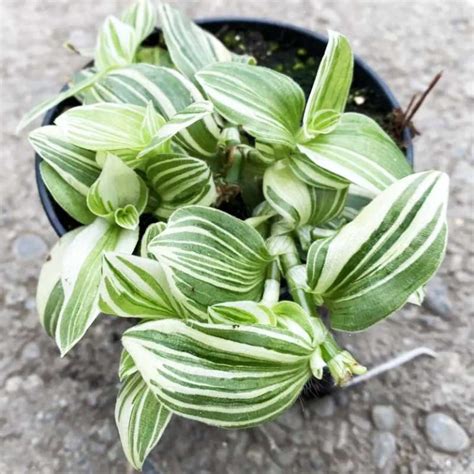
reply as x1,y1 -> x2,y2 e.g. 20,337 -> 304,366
36,228 -> 82,338
55,103 -> 148,151
148,206 -> 272,319
307,171 -> 449,331
99,253 -> 182,319
263,160 -> 317,228
146,153 -> 217,218
208,301 -> 277,326
158,3 -> 253,82
298,113 -> 412,195
116,371 -> 171,470
29,125 -> 101,195
135,46 -> 174,67
138,101 -> 214,160
140,222 -> 167,259
302,31 -> 353,138
56,218 -> 138,355
197,63 -> 305,148
87,153 -> 148,229
121,0 -> 157,43
119,349 -> 138,381
95,16 -> 138,72
123,319 -> 313,427
39,162 -> 95,225
84,65 -> 220,157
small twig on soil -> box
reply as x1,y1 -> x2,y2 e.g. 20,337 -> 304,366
401,71 -> 443,130
344,347 -> 437,388
256,425 -> 281,452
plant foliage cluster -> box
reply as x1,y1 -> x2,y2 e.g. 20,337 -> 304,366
21,1 -> 449,469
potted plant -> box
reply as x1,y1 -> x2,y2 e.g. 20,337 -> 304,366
19,1 -> 448,470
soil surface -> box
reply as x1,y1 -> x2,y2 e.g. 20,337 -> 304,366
1,1 -> 473,473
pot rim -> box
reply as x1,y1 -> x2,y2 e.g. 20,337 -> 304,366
35,16 -> 414,237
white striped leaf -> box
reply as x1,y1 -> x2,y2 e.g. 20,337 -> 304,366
82,64 -> 220,158
158,3 -> 253,82
141,101 -> 166,144
116,371 -> 171,470
55,103 -> 148,151
56,218 -> 138,355
302,31 -> 353,138
197,63 -> 305,148
263,160 -> 318,228
29,126 -> 101,195
138,101 -> 214,161
121,0 -> 157,44
289,151 -> 349,190
39,162 -> 95,225
146,154 -> 217,219
263,160 -> 315,228
99,253 -> 183,320
342,184 -> 373,220
119,349 -> 138,381
36,228 -> 82,338
87,153 -> 148,229
140,222 -> 167,259
307,171 -> 449,331
208,301 -> 277,326
312,186 -> 349,226
135,46 -> 173,67
95,16 -> 138,72
298,113 -> 412,195
17,72 -> 101,132
148,206 -> 273,319
123,319 -> 313,427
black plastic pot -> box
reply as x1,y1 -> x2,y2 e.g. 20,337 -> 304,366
35,18 -> 413,237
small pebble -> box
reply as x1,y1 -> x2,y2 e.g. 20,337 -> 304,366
422,277 -> 453,317
21,342 -> 40,360
372,432 -> 397,469
13,233 -> 47,260
372,405 -> 398,432
311,396 -> 335,418
425,413 -> 469,453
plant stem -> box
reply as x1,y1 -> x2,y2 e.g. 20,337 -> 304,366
225,148 -> 243,185
261,260 -> 281,306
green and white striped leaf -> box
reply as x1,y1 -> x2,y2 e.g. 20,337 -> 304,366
17,72 -> 100,132
298,113 -> 412,196
55,103 -> 148,151
141,102 -> 166,144
197,63 -> 305,149
208,301 -> 277,326
148,206 -> 273,319
312,186 -> 348,226
30,126 -> 101,195
289,151 -> 349,190
87,153 -> 148,229
95,16 -> 138,72
263,160 -> 317,228
36,228 -> 82,338
56,218 -> 138,355
342,184 -> 373,220
119,349 -> 138,381
302,31 -> 353,138
146,154 -> 217,219
135,46 -> 174,67
140,222 -> 167,259
39,162 -> 95,225
121,0 -> 157,44
138,101 -> 214,161
83,64 -> 220,158
99,253 -> 182,319
116,371 -> 171,470
158,3 -> 253,82
123,319 -> 313,427
307,171 -> 449,331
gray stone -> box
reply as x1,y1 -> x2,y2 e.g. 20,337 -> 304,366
422,277 -> 453,317
13,233 -> 47,260
277,404 -> 304,430
372,432 -> 397,469
425,413 -> 470,453
21,341 -> 41,360
349,413 -> 372,431
5,376 -> 22,393
312,396 -> 335,418
372,405 -> 398,432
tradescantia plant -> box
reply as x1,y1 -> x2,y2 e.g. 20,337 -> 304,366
22,1 -> 449,470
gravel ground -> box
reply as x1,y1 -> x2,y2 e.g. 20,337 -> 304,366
1,0 -> 473,473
